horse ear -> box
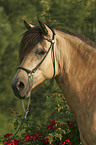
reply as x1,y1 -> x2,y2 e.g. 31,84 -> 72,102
24,20 -> 34,29
38,21 -> 52,37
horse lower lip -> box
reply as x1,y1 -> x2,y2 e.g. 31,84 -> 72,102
16,93 -> 25,99
13,89 -> 26,99
18,94 -> 26,99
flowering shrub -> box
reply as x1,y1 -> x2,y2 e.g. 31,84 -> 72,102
2,118 -> 81,145
3,120 -> 72,145
1,93 -> 81,145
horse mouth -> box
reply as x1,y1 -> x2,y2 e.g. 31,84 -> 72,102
12,90 -> 26,99
16,90 -> 31,99
18,84 -> 42,99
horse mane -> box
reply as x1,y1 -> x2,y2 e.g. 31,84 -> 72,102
62,30 -> 96,49
48,23 -> 96,48
19,25 -> 43,63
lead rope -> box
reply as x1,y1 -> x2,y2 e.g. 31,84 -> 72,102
22,73 -> 33,113
6,73 -> 33,145
7,28 -> 56,145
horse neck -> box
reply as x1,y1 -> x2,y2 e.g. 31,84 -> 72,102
55,30 -> 96,75
55,30 -> 96,112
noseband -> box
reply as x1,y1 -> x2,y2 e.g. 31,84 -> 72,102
17,28 -> 56,78
6,28 -> 56,145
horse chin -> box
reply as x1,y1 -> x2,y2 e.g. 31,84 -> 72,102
12,88 -> 25,99
16,93 -> 26,99
14,90 -> 29,99
18,91 -> 30,99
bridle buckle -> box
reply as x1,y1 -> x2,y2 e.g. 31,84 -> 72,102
52,39 -> 55,43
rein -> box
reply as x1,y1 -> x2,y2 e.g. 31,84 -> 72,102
6,73 -> 33,145
6,28 -> 56,145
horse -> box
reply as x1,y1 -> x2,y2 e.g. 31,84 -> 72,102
11,20 -> 96,145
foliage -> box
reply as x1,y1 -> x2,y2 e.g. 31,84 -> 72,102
1,93 -> 81,145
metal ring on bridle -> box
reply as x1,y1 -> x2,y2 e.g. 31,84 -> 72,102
17,28 -> 56,78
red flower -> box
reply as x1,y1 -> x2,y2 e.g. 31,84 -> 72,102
51,120 -> 56,125
4,138 -> 11,145
42,135 -> 49,143
51,125 -> 55,130
47,124 -> 52,130
60,139 -> 71,145
23,135 -> 30,141
30,132 -> 41,140
67,122 -> 74,128
4,138 -> 21,145
4,133 -> 13,138
30,135 -> 36,141
47,120 -> 56,130
16,139 -> 22,144
12,139 -> 17,145
23,132 -> 41,141
64,139 -> 71,145
12,138 -> 21,144
34,132 -> 41,139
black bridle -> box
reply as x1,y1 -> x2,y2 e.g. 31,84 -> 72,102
17,28 -> 56,78
6,28 -> 56,145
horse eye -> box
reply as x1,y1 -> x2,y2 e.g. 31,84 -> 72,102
37,49 -> 46,55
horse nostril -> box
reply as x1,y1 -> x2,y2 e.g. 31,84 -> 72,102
17,81 -> 25,91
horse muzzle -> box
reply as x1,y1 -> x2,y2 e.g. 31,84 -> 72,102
11,76 -> 30,99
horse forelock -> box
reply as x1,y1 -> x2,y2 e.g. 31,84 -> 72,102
19,25 -> 43,63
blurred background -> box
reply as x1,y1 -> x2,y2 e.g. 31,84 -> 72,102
0,0 -> 96,142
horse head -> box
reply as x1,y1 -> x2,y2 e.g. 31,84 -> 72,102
11,21 -> 59,99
